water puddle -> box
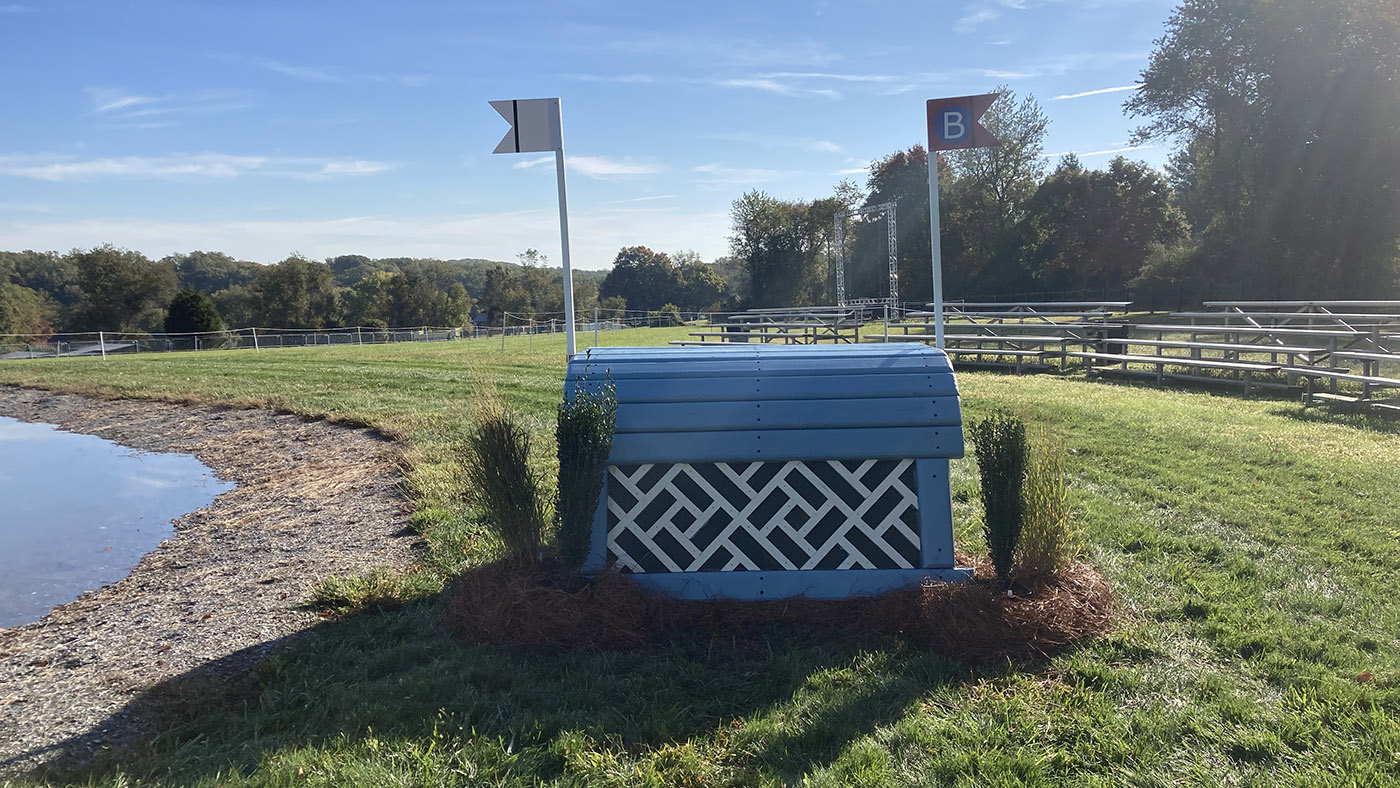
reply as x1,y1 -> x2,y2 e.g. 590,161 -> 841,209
0,416 -> 235,628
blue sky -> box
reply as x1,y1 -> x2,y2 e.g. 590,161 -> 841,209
0,0 -> 1176,269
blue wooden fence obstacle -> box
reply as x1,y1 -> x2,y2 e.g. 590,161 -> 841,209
564,345 -> 972,600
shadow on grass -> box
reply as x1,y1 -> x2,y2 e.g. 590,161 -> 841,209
1268,404 -> 1400,434
19,598 -> 970,786
26,560 -> 1109,785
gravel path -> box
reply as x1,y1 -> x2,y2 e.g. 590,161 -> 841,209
0,387 -> 418,776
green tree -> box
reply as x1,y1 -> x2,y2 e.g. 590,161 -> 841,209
598,246 -> 683,312
941,88 -> 1051,296
1019,156 -> 1190,291
478,265 -> 532,325
674,251 -> 727,312
1127,0 -> 1400,298
328,254 -> 399,288
211,285 -> 258,329
390,261 -> 473,327
0,282 -> 57,335
4,250 -> 81,313
166,251 -> 261,294
728,192 -> 847,308
345,270 -> 397,328
253,255 -> 341,328
70,244 -> 179,332
164,289 -> 225,334
598,295 -> 627,320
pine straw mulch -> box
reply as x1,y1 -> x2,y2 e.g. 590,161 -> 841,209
445,553 -> 1114,663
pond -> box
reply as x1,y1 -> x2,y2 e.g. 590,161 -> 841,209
0,416 -> 235,628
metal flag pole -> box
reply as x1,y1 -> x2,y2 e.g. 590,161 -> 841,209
925,92 -> 1002,352
555,116 -> 577,358
490,96 -> 576,359
926,152 -> 945,349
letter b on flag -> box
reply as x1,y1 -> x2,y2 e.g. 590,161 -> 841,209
939,109 -> 968,144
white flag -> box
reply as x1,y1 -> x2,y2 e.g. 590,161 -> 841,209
490,98 -> 562,154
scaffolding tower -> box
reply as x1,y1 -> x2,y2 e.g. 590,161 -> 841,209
833,201 -> 898,308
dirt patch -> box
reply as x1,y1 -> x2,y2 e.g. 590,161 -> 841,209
446,554 -> 1114,662
0,387 -> 417,776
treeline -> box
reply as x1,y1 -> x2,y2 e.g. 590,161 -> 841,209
728,0 -> 1400,308
0,247 -> 627,335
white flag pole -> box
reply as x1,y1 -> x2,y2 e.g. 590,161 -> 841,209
555,125 -> 577,358
927,151 -> 945,349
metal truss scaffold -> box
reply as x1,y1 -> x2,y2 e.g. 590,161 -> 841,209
833,202 -> 898,308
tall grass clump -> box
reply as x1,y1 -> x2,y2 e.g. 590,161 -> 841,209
555,377 -> 617,573
461,398 -> 549,568
1017,429 -> 1080,581
968,409 -> 1028,582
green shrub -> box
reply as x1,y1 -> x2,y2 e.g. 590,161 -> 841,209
461,399 -> 549,567
968,409 -> 1028,582
555,376 -> 617,573
1017,429 -> 1080,580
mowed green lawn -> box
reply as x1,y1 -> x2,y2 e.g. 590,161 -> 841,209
2,328 -> 1398,787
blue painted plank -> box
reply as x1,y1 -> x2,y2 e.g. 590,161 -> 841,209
916,458 -> 956,569
609,425 -> 965,463
617,567 -> 974,601
568,373 -> 960,402
615,396 -> 963,432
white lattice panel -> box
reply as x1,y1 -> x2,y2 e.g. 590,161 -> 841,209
606,459 -> 921,573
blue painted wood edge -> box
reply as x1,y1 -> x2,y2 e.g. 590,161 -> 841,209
609,426 -> 965,464
615,568 -> 975,601
582,476 -> 609,573
917,458 -> 956,569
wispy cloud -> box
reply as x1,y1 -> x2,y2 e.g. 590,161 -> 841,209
955,0 -> 1028,34
89,89 -> 160,114
753,71 -> 900,84
716,78 -> 841,100
219,56 -> 431,87
1052,84 -> 1140,100
255,59 -> 343,83
0,153 -> 395,181
0,4 -> 34,12
1043,144 -> 1158,159
1078,144 -> 1157,158
512,156 -> 553,170
978,51 -> 1148,81
512,155 -> 661,178
86,87 -> 254,122
570,156 -> 661,177
318,160 -> 393,176
571,70 -> 902,100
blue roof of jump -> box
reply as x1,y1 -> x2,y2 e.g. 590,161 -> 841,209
565,344 -> 963,464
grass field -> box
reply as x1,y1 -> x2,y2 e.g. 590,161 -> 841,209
2,327 -> 1399,787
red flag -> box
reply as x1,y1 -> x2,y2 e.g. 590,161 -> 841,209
926,93 -> 1002,151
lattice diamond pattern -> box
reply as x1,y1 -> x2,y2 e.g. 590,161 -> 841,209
606,460 -> 921,573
